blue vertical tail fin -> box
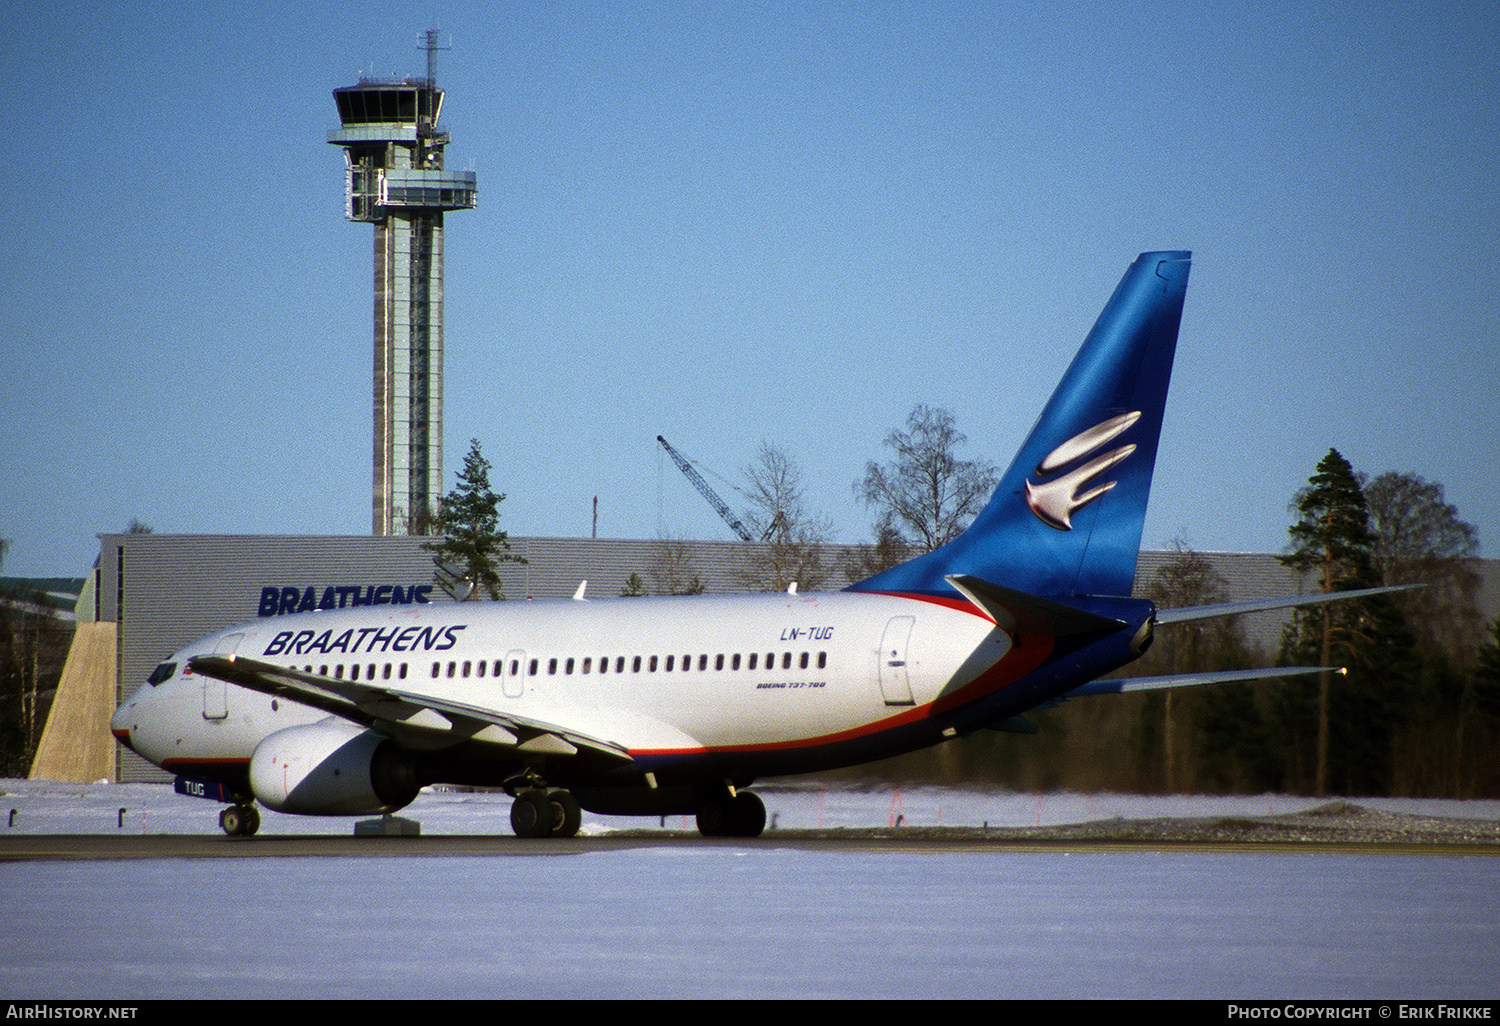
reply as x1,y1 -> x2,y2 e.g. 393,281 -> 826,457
848,251 -> 1191,600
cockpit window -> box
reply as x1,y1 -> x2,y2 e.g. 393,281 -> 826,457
146,662 -> 177,686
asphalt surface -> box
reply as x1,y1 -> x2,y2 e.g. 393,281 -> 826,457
4,801 -> 1498,860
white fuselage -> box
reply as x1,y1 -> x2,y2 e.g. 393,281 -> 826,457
114,589 -> 1016,782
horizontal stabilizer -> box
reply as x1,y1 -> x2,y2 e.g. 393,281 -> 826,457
1066,664 -> 1344,698
1156,584 -> 1420,626
945,574 -> 1124,636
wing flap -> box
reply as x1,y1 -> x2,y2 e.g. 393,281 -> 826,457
187,654 -> 633,763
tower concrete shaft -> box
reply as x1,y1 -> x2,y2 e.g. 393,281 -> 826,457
329,76 -> 477,535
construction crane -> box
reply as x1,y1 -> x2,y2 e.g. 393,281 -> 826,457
656,435 -> 753,542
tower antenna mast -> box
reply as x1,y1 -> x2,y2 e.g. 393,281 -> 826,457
422,28 -> 449,84
420,29 -> 449,125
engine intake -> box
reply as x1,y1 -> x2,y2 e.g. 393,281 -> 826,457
249,721 -> 418,815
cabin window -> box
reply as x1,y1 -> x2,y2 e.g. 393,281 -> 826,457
800,652 -> 809,669
748,653 -> 758,670
715,654 -> 724,671
529,659 -> 538,675
383,663 -> 393,679
565,657 -> 575,675
782,652 -> 792,669
448,662 -> 457,678
400,663 -> 409,679
320,665 -> 329,677
664,655 -> 674,672
616,656 -> 626,673
476,661 -> 485,678
582,657 -> 592,674
698,655 -> 708,671
350,665 -> 360,681
731,653 -> 741,670
632,656 -> 642,673
431,662 -> 440,678
548,658 -> 558,675
598,657 -> 608,675
817,652 -> 827,669
682,654 -> 691,671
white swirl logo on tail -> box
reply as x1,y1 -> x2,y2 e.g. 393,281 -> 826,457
1025,411 -> 1141,530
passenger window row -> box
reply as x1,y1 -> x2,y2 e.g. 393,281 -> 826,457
429,650 -> 829,680
293,662 -> 409,681
287,650 -> 830,684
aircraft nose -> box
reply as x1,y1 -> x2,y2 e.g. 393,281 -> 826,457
110,702 -> 136,753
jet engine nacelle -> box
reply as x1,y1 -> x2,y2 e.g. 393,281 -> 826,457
249,721 -> 419,815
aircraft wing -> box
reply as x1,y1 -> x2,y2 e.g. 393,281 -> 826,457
1064,664 -> 1343,698
187,654 -> 634,763
1156,583 -> 1419,625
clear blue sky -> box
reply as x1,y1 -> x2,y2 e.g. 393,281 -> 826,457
3,1 -> 1497,578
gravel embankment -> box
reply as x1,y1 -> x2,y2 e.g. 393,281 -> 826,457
974,800 -> 1500,846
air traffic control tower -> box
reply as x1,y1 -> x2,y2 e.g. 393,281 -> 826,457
329,39 -> 477,535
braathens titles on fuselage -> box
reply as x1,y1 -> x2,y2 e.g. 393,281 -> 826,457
112,252 -> 1399,838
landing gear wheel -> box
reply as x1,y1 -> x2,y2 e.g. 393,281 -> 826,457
547,789 -> 582,838
696,796 -> 730,837
511,790 -> 554,838
696,791 -> 766,838
219,804 -> 260,837
728,791 -> 766,838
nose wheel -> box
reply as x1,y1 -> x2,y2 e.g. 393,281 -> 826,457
219,803 -> 261,837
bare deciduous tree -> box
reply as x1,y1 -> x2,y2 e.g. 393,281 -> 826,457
738,444 -> 831,592
858,404 -> 997,553
1137,541 -> 1249,791
646,536 -> 705,596
1363,471 -> 1482,661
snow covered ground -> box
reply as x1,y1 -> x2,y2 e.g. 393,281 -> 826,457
3,779 -> 1499,1000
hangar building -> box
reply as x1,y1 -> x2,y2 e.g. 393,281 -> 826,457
46,533 -> 1489,785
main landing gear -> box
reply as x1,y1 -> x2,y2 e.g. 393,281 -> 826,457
504,774 -> 767,839
510,788 -> 583,839
695,789 -> 766,838
219,803 -> 260,837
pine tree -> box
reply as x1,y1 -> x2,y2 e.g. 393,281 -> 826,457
1278,449 -> 1415,795
422,439 -> 524,600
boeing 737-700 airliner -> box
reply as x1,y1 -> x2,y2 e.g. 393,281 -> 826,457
111,252 -> 1395,837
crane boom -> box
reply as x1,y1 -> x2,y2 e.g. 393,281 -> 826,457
656,435 -> 753,542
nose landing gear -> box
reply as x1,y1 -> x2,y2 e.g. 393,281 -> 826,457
219,803 -> 261,837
